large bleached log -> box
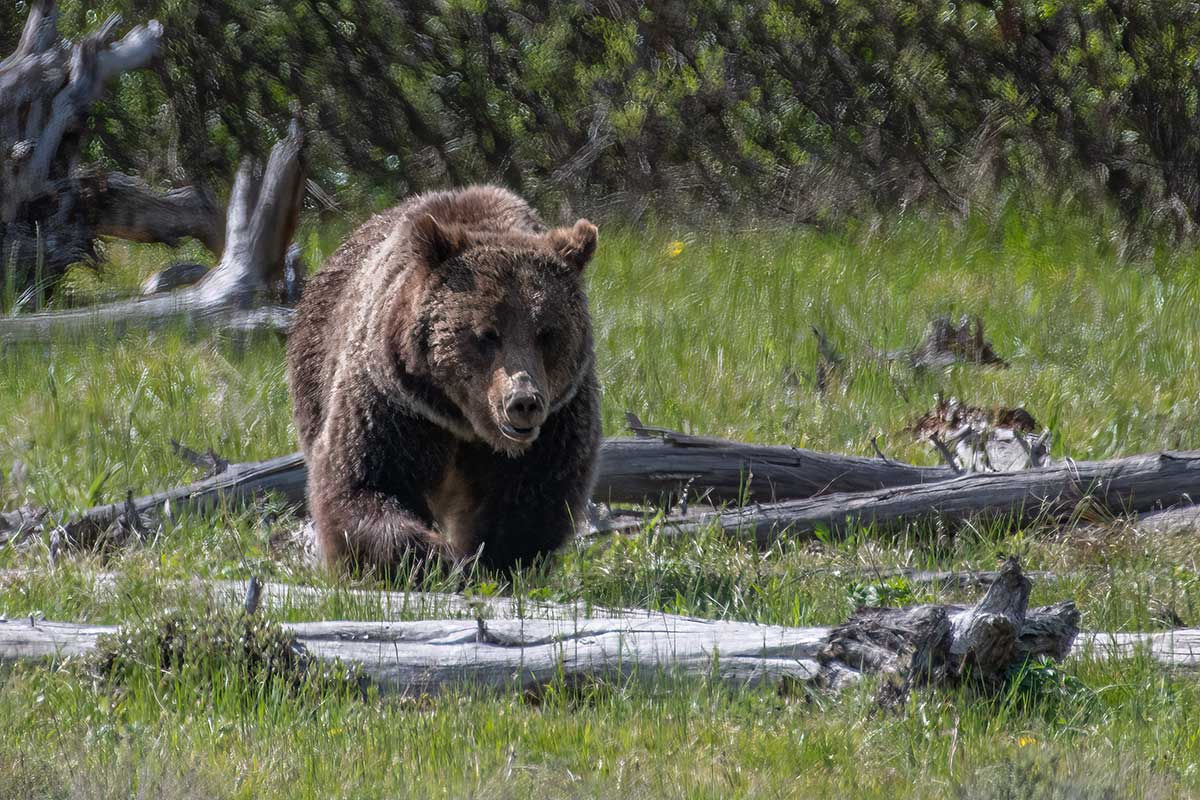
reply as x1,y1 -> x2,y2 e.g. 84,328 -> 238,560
0,613 -> 829,693
0,435 -> 957,546
11,613 -> 1176,697
0,566 -> 1174,698
0,120 -> 305,344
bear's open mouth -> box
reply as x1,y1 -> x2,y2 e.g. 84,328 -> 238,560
499,421 -> 539,443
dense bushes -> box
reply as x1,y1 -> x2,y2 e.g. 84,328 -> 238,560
5,1 -> 1200,233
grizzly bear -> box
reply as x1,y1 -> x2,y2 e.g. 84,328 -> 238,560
287,185 -> 601,574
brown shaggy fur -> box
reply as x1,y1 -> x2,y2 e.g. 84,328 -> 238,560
287,186 -> 601,573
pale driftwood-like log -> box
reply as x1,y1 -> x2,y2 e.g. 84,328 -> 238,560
0,613 -> 828,693
0,566 -> 1186,699
0,435 -> 958,547
9,614 -> 1182,697
0,568 -> 1183,698
0,121 -> 305,344
622,450 -> 1200,545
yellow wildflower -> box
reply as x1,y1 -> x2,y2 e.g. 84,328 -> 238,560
1018,735 -> 1037,747
667,240 -> 685,258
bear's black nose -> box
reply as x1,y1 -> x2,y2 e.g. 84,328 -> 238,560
504,389 -> 546,429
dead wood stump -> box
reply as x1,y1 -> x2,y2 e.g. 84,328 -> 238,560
818,558 -> 1080,703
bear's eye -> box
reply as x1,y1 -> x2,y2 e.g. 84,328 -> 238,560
475,328 -> 501,352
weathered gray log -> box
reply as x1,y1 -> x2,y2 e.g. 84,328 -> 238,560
817,559 -> 1077,698
0,436 -> 958,546
5,438 -> 1200,551
0,592 -> 1179,698
598,429 -> 955,503
15,611 -> 1173,698
623,450 -> 1200,545
0,120 -> 305,344
0,603 -> 831,693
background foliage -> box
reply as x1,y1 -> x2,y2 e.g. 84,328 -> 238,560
4,0 -> 1200,235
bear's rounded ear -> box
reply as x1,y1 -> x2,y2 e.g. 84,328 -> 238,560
410,214 -> 469,266
548,219 -> 598,271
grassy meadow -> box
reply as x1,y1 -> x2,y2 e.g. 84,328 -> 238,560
3,198 -> 1200,797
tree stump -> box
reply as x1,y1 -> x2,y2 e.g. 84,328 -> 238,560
818,558 -> 1080,703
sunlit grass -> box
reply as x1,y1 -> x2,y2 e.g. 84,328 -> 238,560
3,199 -> 1200,797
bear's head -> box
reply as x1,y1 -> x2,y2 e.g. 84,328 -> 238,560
386,214 -> 598,454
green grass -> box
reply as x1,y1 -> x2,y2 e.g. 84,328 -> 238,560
4,198 -> 1200,797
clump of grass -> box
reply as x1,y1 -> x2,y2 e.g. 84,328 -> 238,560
82,605 -> 365,704
845,575 -> 932,611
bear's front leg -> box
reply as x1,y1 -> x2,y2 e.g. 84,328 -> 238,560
307,384 -> 464,576
310,482 -> 457,576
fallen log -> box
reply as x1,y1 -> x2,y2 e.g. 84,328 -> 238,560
0,564 -> 1179,699
0,613 -> 828,693
598,428 -> 954,503
0,434 -> 957,546
14,613 -> 1176,697
5,440 -> 1200,551
619,450 -> 1200,545
0,120 -> 305,344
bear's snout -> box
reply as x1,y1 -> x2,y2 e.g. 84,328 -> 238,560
500,371 -> 547,443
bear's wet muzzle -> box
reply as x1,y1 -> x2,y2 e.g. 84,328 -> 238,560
499,371 -> 547,443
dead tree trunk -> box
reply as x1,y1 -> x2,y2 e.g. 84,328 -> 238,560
0,120 -> 305,344
4,437 -> 1200,550
618,450 -> 1200,545
0,435 -> 957,547
0,1 -> 225,295
596,429 -> 954,503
